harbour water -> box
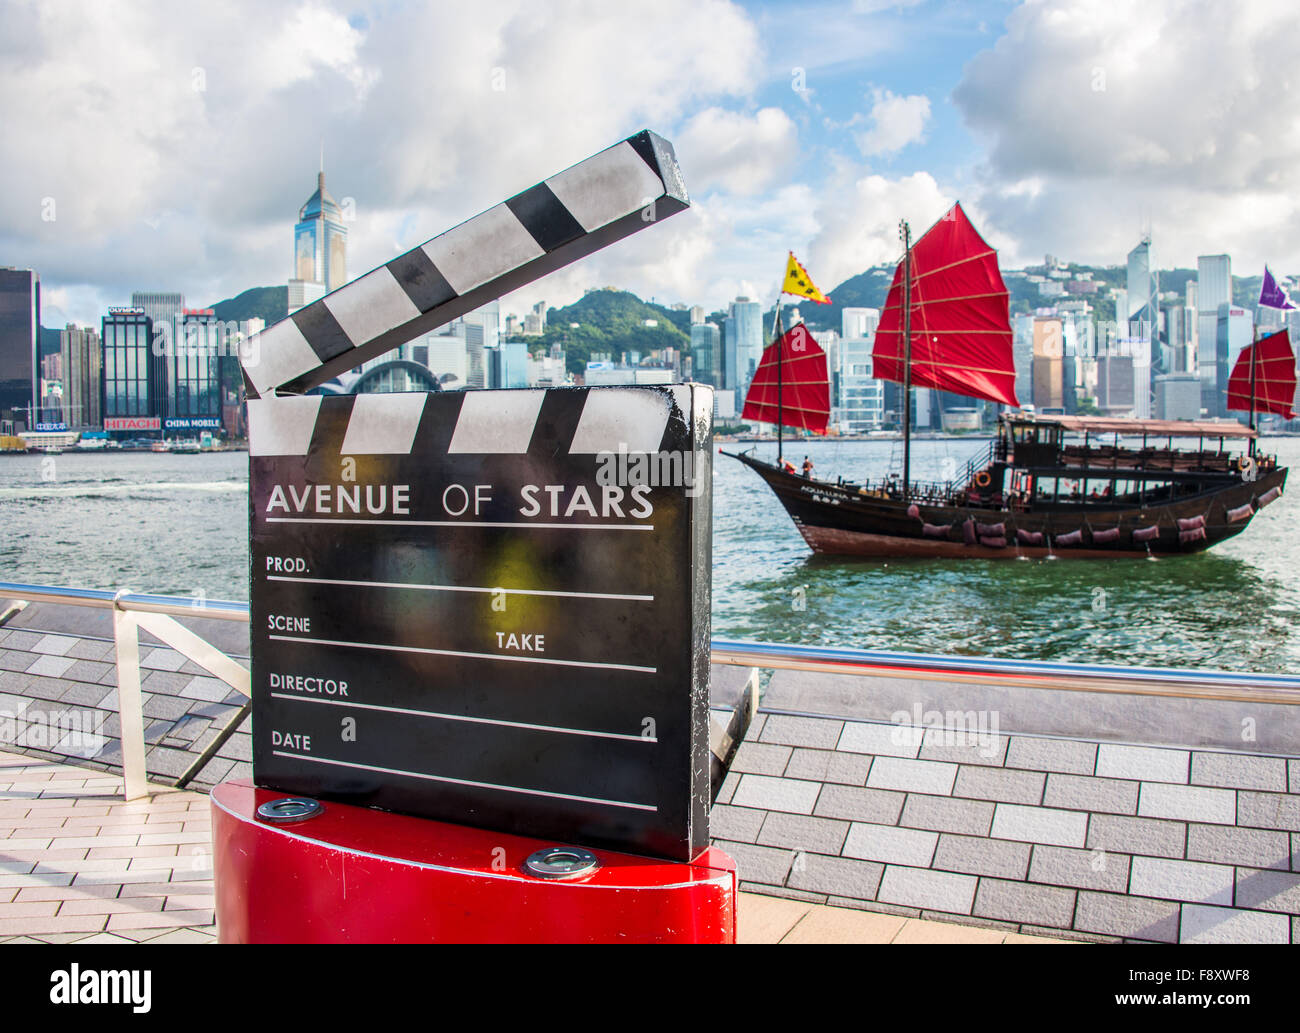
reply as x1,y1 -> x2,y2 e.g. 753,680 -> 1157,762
2,436 -> 1298,672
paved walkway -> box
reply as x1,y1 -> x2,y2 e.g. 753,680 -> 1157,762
0,749 -> 1069,943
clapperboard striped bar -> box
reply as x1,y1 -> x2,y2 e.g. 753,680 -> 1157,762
241,131 -> 688,398
248,385 -> 714,861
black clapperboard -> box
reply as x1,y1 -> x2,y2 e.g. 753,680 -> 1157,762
242,132 -> 716,862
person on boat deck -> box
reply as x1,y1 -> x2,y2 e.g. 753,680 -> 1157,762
802,455 -> 814,478
781,457 -> 797,475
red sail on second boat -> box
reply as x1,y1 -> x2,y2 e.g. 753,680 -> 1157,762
873,202 -> 1020,408
1227,329 -> 1297,419
741,322 -> 830,433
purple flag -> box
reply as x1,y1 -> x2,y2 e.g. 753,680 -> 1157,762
1260,265 -> 1297,310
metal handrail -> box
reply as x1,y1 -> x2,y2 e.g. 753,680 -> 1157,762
3,581 -> 1300,705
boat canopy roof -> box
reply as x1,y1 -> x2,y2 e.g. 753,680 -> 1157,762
1003,412 -> 1258,439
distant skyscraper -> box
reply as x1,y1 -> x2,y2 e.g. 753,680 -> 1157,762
1126,237 -> 1158,412
131,292 -> 184,342
837,309 -> 882,433
294,170 -> 348,292
168,310 -> 223,429
101,307 -> 161,429
60,325 -> 101,430
724,297 -> 762,394
841,308 -> 876,340
689,323 -> 720,386
1209,303 -> 1253,418
1197,255 -> 1232,415
688,305 -> 705,326
0,268 -> 39,431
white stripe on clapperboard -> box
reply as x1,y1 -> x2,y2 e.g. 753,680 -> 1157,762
267,575 -> 652,602
270,693 -> 657,743
271,751 -> 657,812
241,140 -> 668,399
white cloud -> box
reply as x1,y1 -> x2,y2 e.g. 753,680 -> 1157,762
855,89 -> 931,156
954,0 -> 1300,270
0,0 -> 765,323
675,107 -> 799,196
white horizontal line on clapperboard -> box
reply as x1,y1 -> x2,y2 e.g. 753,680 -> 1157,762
270,751 -> 658,812
270,693 -> 657,743
268,634 -> 658,674
266,575 -> 653,603
265,518 -> 655,531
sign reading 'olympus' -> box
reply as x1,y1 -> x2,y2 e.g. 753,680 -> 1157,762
248,385 -> 713,861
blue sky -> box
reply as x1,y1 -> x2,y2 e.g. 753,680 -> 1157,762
1,0 -> 1297,328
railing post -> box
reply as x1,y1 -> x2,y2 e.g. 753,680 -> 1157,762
112,590 -> 149,801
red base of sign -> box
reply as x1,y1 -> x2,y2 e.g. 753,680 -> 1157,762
211,780 -> 737,943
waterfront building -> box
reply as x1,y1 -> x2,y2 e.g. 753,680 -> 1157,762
130,292 -> 184,337
0,268 -> 39,432
101,307 -> 163,434
841,308 -> 876,340
294,170 -> 347,292
486,341 -> 529,389
1012,314 -> 1035,407
287,279 -> 326,314
1154,373 -> 1201,421
689,305 -> 705,325
1032,317 -> 1065,412
166,310 -> 224,433
59,325 -> 101,430
1197,254 -> 1231,413
1207,303 -> 1253,418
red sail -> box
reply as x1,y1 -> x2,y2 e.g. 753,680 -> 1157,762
741,323 -> 830,433
1227,329 -> 1297,419
873,202 -> 1019,407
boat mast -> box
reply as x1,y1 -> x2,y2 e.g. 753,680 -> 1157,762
774,303 -> 785,464
900,220 -> 913,498
1248,325 -> 1259,458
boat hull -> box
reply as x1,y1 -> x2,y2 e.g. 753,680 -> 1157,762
730,452 -> 1287,559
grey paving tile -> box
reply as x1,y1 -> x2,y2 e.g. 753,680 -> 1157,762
31,635 -> 79,657
1087,813 -> 1186,859
141,695 -> 192,722
1096,744 -> 1189,784
952,765 -> 1044,805
974,878 -> 1076,929
932,834 -> 1031,880
715,771 -> 740,806
64,639 -> 114,662
991,804 -> 1088,847
0,650 -> 34,673
757,812 -> 850,855
1235,868 -> 1300,914
1029,844 -> 1131,893
899,794 -> 995,836
1138,782 -> 1235,825
225,761 -> 252,782
877,865 -> 976,915
1181,903 -> 1291,944
57,683 -> 114,708
918,727 -> 1008,767
1291,760 -> 1300,796
2,632 -> 43,652
731,774 -> 820,814
1043,773 -> 1139,815
714,839 -> 793,886
782,748 -> 870,786
738,883 -> 824,904
1129,857 -> 1233,905
842,823 -> 937,867
0,671 -> 33,692
1237,791 -> 1300,832
25,655 -> 75,679
836,720 -> 923,758
139,670 -> 194,695
194,758 -> 234,785
729,741 -> 791,776
812,784 -> 905,825
140,648 -> 187,672
1074,890 -> 1180,943
787,853 -> 884,900
1005,736 -> 1096,775
758,714 -> 843,749
61,660 -> 113,686
17,677 -> 69,702
1187,824 -> 1292,870
1191,751 -> 1288,792
214,732 -> 252,763
866,757 -> 957,796
144,745 -> 200,779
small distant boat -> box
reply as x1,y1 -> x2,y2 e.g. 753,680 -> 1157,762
725,204 -> 1290,558
150,441 -> 171,453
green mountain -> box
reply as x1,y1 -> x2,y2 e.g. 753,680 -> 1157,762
208,286 -> 288,328
530,289 -> 692,375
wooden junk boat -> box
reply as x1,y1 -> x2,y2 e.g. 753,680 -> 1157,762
726,204 -> 1292,558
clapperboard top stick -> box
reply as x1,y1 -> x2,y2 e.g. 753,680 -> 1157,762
240,130 -> 688,398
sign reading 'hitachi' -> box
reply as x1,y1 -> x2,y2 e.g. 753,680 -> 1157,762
247,385 -> 713,862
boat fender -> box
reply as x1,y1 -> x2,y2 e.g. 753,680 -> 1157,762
976,521 -> 1005,537
1132,525 -> 1160,542
1177,514 -> 1206,531
973,470 -> 992,489
907,503 -> 921,519
962,519 -> 977,545
1054,529 -> 1083,547
1226,503 -> 1254,523
1179,526 -> 1207,543
1016,529 -> 1044,546
979,535 -> 1007,548
1091,527 -> 1121,544
1258,486 -> 1282,508
922,522 -> 950,538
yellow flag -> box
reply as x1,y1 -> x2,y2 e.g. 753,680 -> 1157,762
781,252 -> 831,304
